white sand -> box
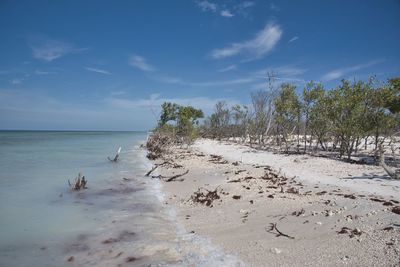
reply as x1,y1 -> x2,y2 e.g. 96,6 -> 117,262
193,139 -> 400,198
155,139 -> 400,267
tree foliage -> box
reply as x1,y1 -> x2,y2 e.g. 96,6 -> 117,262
200,75 -> 399,161
156,102 -> 204,144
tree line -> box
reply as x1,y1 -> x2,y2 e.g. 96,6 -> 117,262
153,75 -> 399,161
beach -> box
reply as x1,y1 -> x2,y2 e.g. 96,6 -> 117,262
154,138 -> 400,267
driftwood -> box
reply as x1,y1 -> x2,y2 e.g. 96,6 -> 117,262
68,173 -> 87,191
266,223 -> 295,239
145,161 -> 183,177
108,147 -> 122,162
165,170 -> 189,182
145,165 -> 159,176
152,169 -> 189,182
379,144 -> 400,179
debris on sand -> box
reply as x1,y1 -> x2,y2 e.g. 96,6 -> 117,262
190,187 -> 221,207
337,227 -> 362,238
266,223 -> 295,239
391,206 -> 400,215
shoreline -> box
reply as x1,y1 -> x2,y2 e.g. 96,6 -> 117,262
152,138 -> 400,267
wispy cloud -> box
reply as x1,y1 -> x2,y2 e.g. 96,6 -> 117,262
0,70 -> 13,75
154,74 -> 254,87
85,67 -> 112,75
270,3 -> 280,11
29,37 -> 87,62
238,1 -> 255,8
129,54 -> 155,72
218,64 -> 237,72
196,0 -> 217,12
196,1 -> 254,18
110,91 -> 126,96
251,65 -> 308,88
106,94 -> 241,115
255,65 -> 307,77
10,79 -> 22,85
234,1 -> 255,17
220,10 -> 234,17
211,22 -> 282,60
288,36 -> 299,43
34,70 -> 57,75
321,60 -> 383,81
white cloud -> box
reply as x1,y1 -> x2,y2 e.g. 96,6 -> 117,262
221,10 -> 234,17
288,36 -> 299,43
218,64 -> 237,72
321,60 -> 383,81
211,22 -> 282,60
129,54 -> 155,72
30,37 -> 87,62
85,67 -> 112,75
197,1 -> 255,18
196,0 -> 217,12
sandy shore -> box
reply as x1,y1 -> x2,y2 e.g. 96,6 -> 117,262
153,138 -> 400,267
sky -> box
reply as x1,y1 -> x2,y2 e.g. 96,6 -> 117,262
0,0 -> 399,131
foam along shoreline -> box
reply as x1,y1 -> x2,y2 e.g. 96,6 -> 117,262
155,138 -> 400,267
56,144 -> 246,267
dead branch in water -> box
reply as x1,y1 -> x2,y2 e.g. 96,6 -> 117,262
108,146 -> 122,162
266,223 -> 295,239
68,173 -> 88,191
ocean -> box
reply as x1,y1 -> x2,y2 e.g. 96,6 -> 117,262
0,131 -> 244,267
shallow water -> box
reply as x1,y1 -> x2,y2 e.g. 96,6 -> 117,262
0,131 -> 245,266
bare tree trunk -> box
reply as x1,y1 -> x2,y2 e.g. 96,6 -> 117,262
379,144 -> 399,179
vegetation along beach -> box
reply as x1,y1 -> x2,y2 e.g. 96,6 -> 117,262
0,1 -> 399,266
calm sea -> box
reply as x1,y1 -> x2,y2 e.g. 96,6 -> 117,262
0,131 -> 244,267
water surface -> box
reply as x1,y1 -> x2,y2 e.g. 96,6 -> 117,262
0,131 -> 244,266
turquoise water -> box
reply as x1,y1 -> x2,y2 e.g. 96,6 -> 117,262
0,131 -> 245,267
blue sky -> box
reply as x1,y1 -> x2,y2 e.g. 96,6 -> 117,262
0,0 -> 399,130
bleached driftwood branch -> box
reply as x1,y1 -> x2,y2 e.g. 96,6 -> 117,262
108,146 -> 121,162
